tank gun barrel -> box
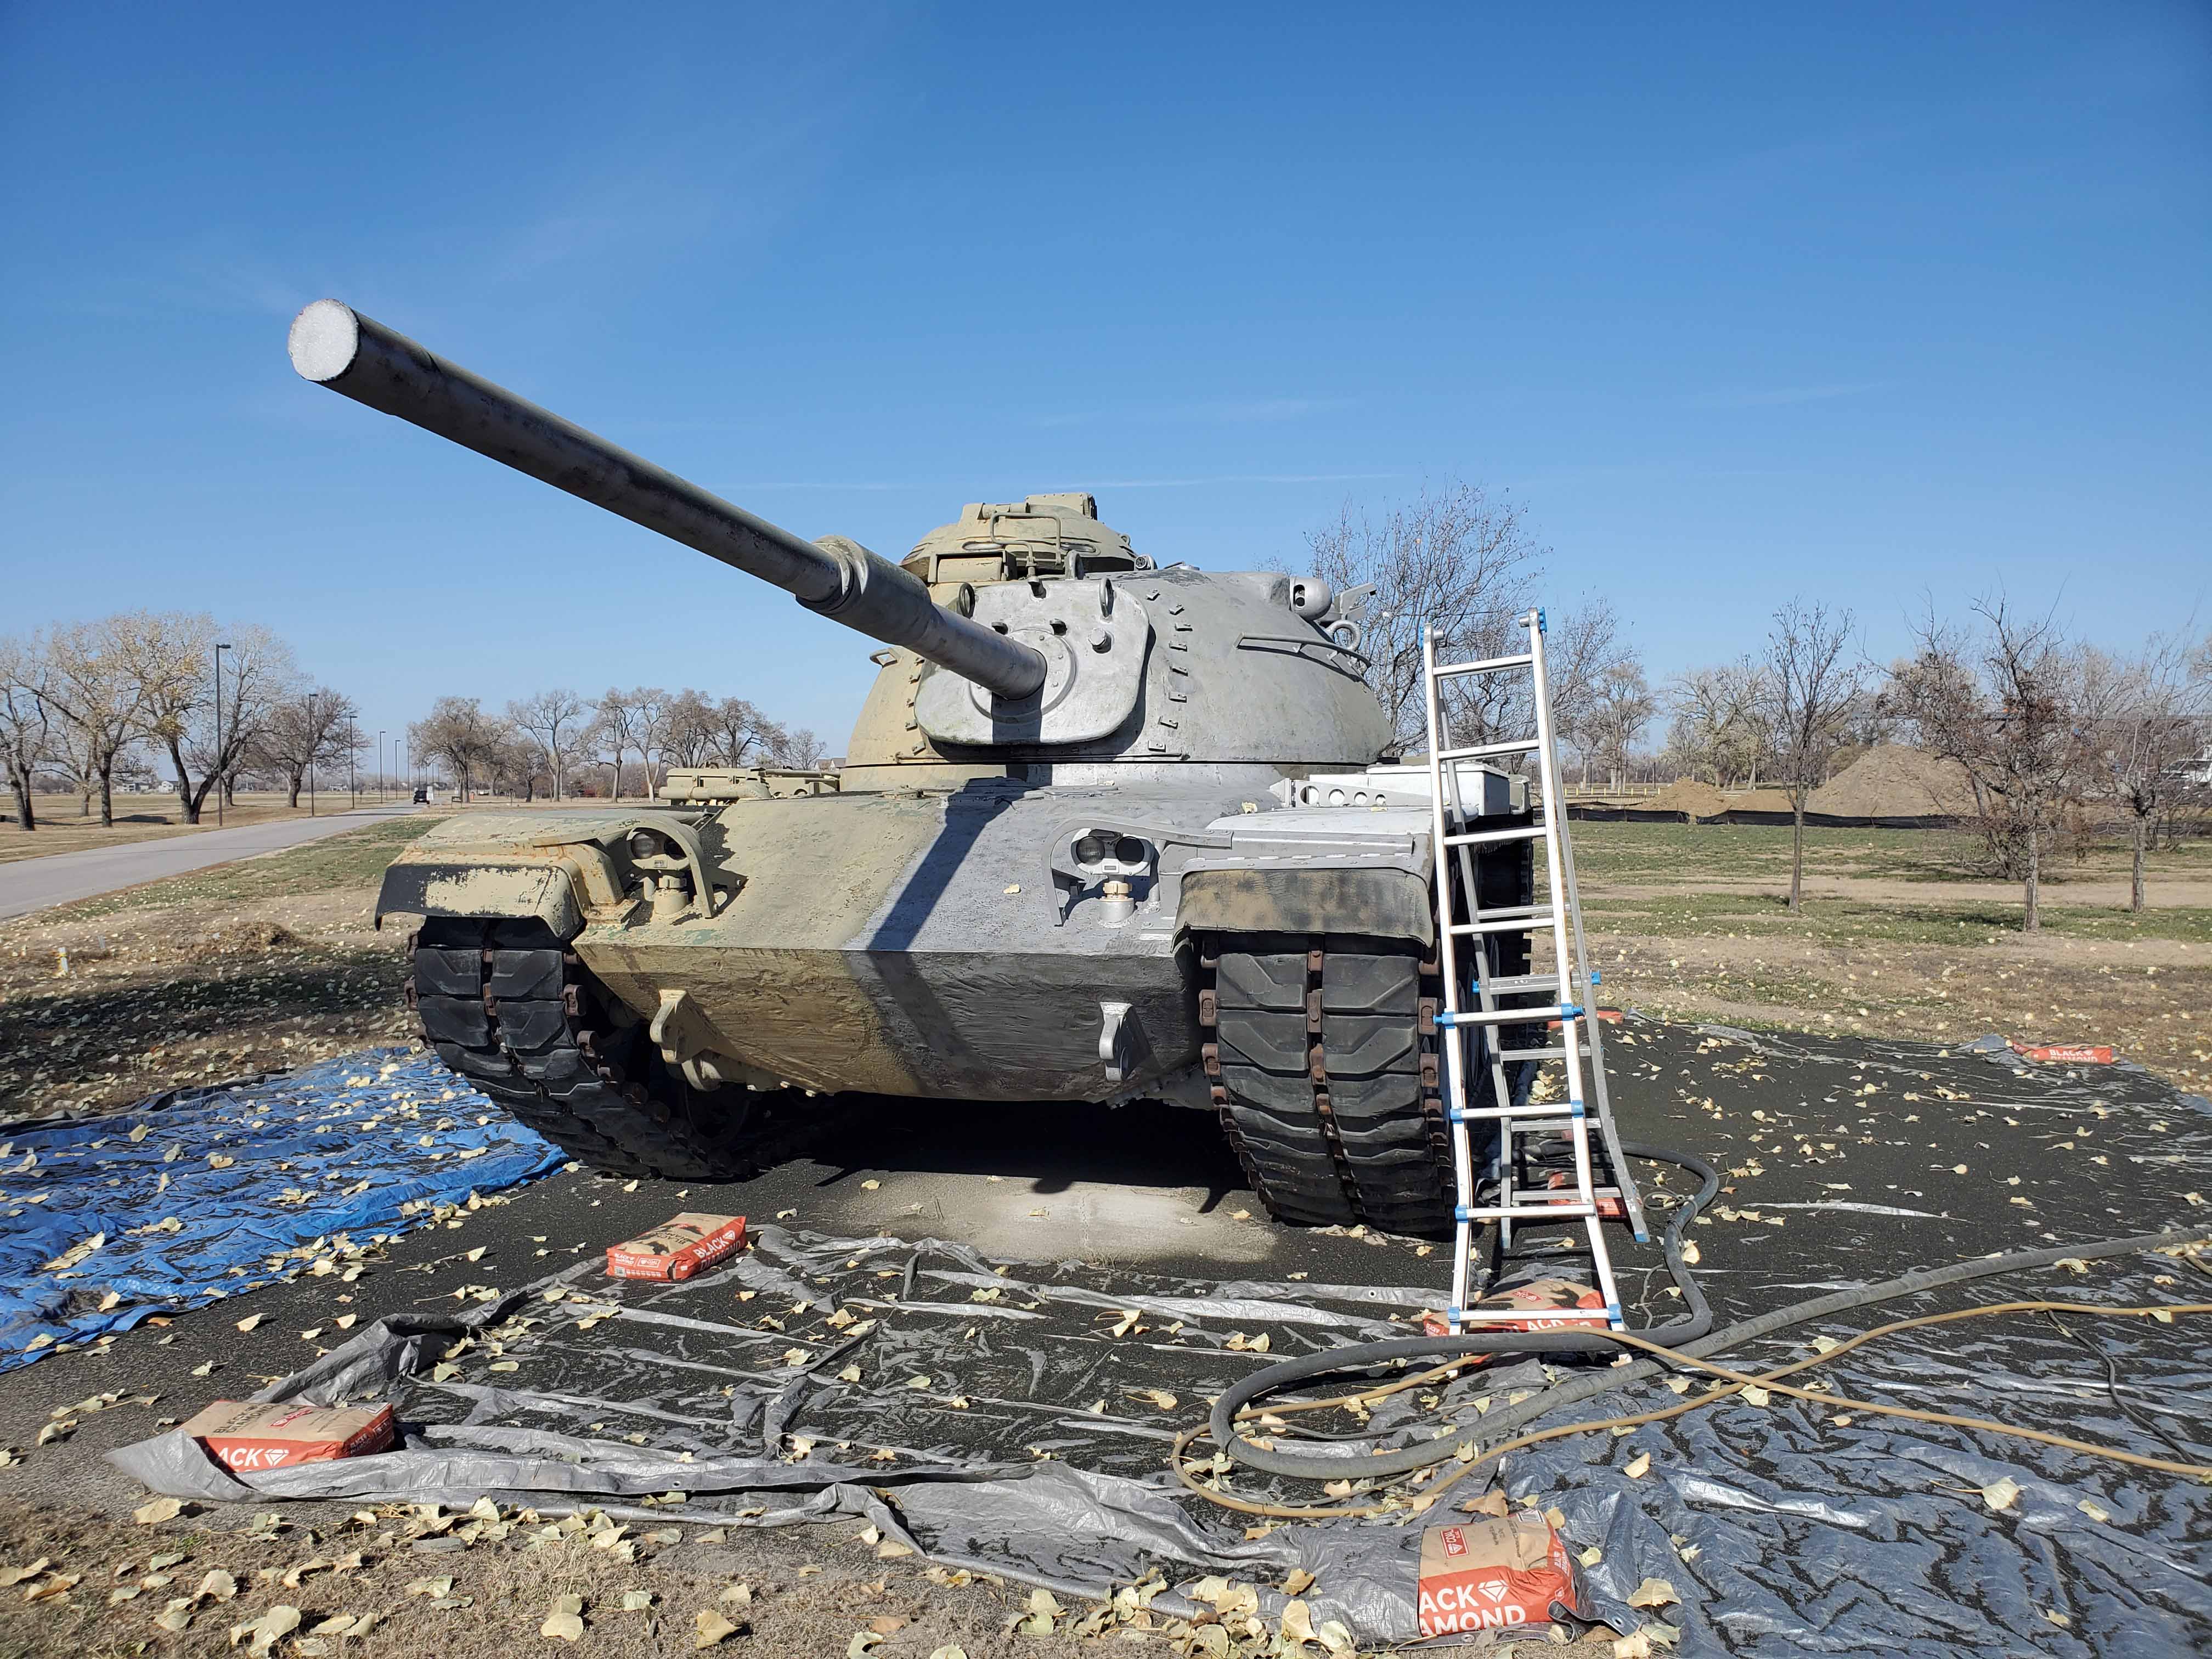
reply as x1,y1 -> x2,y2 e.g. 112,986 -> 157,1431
287,300 -> 1047,701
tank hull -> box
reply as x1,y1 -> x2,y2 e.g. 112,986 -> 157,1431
575,780 -> 1216,1102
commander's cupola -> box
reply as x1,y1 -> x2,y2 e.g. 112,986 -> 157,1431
902,493 -> 1155,584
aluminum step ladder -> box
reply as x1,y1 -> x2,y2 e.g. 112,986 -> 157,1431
1419,608 -> 1650,1335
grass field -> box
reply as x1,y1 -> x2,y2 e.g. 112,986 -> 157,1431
1572,819 -> 2212,1096
0,791 -> 409,866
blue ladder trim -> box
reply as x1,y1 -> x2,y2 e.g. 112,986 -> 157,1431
1590,970 -> 1602,985
1568,1100 -> 1585,1117
1453,1205 -> 1474,1222
1537,608 -> 1548,633
1560,1003 -> 1583,1019
1606,1302 -> 1623,1323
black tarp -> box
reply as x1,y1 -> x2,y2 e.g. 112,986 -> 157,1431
113,1019 -> 2212,1654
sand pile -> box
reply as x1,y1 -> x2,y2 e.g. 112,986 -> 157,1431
1809,743 -> 1979,818
1645,778 -> 1731,818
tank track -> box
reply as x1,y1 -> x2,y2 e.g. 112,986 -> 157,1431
1201,934 -> 1476,1237
406,917 -> 792,1181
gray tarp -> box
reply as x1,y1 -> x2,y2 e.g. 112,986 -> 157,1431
113,1020 -> 2212,1652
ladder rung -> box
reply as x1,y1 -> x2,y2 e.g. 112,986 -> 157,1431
1451,1306 -> 1613,1326
1436,737 -> 1541,763
1438,738 -> 1542,764
1436,1005 -> 1581,1028
1432,653 -> 1534,679
1498,1045 -> 1568,1062
1441,824 -> 1547,847
1451,1101 -> 1582,1123
1449,915 -> 1551,936
1480,973 -> 1560,995
1456,1202 -> 1597,1222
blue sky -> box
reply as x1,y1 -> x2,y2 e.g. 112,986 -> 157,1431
3,3 -> 2207,763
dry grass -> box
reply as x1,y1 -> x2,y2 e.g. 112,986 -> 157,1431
1573,820 -> 2212,1097
0,794 -> 402,867
0,819 -> 444,1122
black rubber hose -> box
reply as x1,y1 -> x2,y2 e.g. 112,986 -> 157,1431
1211,1142 -> 1719,1481
1213,1166 -> 2211,1485
1470,1221 -> 2212,1451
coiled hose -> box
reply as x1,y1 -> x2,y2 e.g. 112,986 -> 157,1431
1186,1138 -> 2211,1513
1204,1141 -> 1718,1485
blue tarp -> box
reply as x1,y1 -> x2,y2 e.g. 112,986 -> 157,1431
0,1047 -> 561,1370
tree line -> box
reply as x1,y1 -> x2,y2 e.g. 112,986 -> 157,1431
0,612 -> 358,831
1309,483 -> 2211,928
408,688 -> 825,803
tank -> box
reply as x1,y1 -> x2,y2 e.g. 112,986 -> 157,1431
290,300 -> 1538,1235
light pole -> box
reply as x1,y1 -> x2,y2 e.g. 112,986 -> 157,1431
347,720 -> 357,808
213,642 -> 231,826
379,730 -> 386,802
307,692 -> 318,819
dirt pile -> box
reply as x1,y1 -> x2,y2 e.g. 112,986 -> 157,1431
1644,778 -> 1730,818
1727,787 -> 1798,814
1809,744 -> 1979,819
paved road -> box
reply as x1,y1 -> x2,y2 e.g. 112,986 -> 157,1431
0,804 -> 417,923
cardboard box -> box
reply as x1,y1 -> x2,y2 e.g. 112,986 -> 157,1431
605,1212 -> 748,1282
1418,1512 -> 1585,1638
181,1400 -> 396,1472
2011,1040 -> 2114,1065
1422,1276 -> 1608,1338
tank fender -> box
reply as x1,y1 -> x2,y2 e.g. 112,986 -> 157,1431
1172,806 -> 1437,947
376,858 -> 589,939
373,810 -> 725,939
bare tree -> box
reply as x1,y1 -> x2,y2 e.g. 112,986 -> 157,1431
483,721 -> 541,799
409,696 -> 498,803
508,687 -> 590,802
149,620 -> 298,823
710,696 -> 773,765
1665,660 -> 1774,788
259,688 -> 358,808
589,688 -> 652,799
43,612 -> 165,826
768,726 -> 826,768
0,632 -> 56,831
631,687 -> 671,799
1544,597 -> 1628,784
1888,599 -> 2090,932
658,689 -> 722,769
1583,659 -> 1655,791
1307,481 -> 1545,751
2080,631 -> 2209,912
1764,600 -> 1866,912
